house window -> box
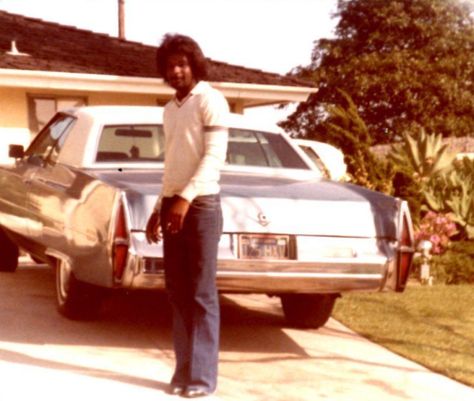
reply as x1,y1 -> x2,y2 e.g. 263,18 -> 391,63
27,95 -> 87,134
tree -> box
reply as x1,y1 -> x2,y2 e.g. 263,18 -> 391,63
281,0 -> 474,145
324,89 -> 394,193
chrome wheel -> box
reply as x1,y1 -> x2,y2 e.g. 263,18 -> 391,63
56,259 -> 71,307
55,259 -> 102,320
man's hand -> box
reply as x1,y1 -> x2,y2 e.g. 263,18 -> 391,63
146,210 -> 161,243
165,196 -> 190,234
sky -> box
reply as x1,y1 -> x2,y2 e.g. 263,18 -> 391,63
0,0 -> 339,123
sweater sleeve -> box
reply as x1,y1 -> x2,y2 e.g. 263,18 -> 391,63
179,89 -> 229,203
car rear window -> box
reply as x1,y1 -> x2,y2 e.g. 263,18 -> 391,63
95,124 -> 309,170
96,125 -> 165,162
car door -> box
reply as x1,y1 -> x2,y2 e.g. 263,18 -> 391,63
0,151 -> 38,237
23,113 -> 78,246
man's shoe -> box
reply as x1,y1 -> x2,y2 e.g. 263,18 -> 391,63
182,388 -> 213,398
168,385 -> 185,396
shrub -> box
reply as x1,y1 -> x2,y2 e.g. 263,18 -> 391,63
387,129 -> 457,226
388,129 -> 456,180
424,157 -> 474,240
392,170 -> 424,225
429,241 -> 474,284
323,90 -> 395,194
414,211 -> 458,255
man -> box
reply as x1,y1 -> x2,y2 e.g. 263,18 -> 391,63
146,33 -> 229,398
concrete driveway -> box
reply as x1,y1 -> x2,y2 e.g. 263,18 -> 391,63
0,261 -> 473,401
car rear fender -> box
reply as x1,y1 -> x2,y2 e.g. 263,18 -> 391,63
382,200 -> 415,292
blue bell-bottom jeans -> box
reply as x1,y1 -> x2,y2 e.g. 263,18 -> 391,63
160,194 -> 222,393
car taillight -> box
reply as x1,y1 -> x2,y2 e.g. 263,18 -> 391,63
396,213 -> 414,292
112,202 -> 129,281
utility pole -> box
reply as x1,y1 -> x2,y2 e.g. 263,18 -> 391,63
118,0 -> 125,39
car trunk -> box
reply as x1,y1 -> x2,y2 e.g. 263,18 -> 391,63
93,169 -> 400,240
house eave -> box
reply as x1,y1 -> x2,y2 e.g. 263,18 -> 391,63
0,68 -> 316,109
211,81 -> 317,107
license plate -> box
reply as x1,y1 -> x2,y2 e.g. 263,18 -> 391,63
239,234 -> 290,260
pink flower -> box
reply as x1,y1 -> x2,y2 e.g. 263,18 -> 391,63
425,211 -> 436,219
430,234 -> 441,244
414,212 -> 458,255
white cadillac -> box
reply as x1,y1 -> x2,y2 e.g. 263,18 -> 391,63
0,106 -> 415,328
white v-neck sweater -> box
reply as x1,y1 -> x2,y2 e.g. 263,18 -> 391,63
155,81 -> 229,210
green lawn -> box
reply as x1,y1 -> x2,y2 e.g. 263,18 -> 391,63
332,284 -> 474,387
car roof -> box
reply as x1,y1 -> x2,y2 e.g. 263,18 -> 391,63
67,105 -> 164,125
66,105 -> 282,134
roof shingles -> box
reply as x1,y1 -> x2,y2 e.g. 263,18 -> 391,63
0,10 -> 311,87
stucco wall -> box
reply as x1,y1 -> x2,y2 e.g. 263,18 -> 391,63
0,87 -> 28,128
87,92 -> 159,106
0,87 -> 160,131
0,87 -> 161,163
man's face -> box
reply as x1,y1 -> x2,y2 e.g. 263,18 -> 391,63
165,53 -> 196,95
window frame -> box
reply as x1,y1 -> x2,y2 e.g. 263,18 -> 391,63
27,94 -> 87,134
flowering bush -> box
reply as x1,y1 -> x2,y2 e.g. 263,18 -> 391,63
414,211 -> 458,254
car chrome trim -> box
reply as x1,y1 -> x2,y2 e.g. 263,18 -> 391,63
215,271 -> 383,279
139,255 -> 388,274
128,268 -> 384,293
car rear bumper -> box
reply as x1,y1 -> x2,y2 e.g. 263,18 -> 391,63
123,256 -> 389,294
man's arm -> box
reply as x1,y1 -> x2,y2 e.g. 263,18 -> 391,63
179,89 -> 229,203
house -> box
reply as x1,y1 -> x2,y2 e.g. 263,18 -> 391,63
0,9 -> 315,159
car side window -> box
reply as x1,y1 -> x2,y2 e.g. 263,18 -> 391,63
25,113 -> 76,163
299,145 -> 330,177
226,129 -> 310,170
226,130 -> 268,167
96,125 -> 165,162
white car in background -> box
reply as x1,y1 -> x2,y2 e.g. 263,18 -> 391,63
295,138 -> 348,181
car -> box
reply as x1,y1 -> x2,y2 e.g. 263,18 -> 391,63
0,106 -> 415,327
0,128 -> 30,165
295,138 -> 348,181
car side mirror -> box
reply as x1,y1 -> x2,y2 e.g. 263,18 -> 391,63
8,144 -> 25,159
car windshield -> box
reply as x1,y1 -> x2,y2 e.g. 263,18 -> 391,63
95,124 -> 309,170
26,113 -> 76,162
